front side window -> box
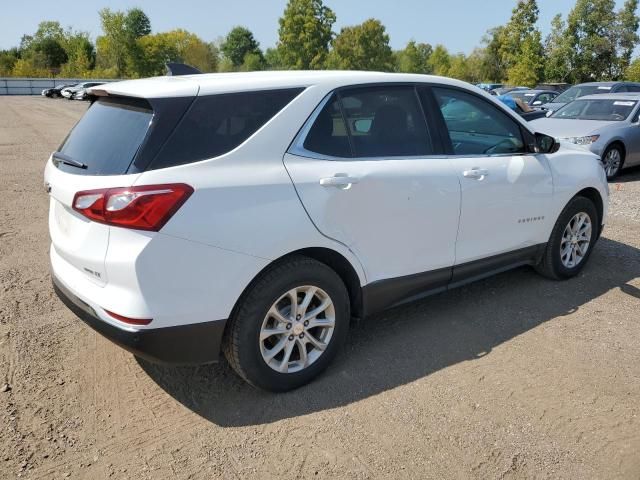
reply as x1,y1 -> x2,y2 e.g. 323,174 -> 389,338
152,88 -> 303,169
432,87 -> 525,155
302,86 -> 434,159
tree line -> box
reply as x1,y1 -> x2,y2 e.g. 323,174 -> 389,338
1,0 -> 640,85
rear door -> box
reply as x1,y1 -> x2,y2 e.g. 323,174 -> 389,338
428,86 -> 553,267
284,85 -> 461,286
45,97 -> 154,285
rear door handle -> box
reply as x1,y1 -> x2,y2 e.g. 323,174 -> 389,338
463,168 -> 490,179
320,175 -> 360,189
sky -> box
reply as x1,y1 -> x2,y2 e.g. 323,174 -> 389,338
0,0 -> 631,53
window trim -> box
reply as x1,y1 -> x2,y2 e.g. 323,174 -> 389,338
289,82 -> 536,161
289,82 -> 445,161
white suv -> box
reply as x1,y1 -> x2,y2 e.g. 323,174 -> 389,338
46,71 -> 609,391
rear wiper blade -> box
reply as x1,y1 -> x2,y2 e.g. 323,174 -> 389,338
52,152 -> 87,169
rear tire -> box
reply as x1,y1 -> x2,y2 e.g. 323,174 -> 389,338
535,196 -> 598,280
223,255 -> 350,392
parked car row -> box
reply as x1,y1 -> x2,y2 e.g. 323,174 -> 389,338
41,82 -> 105,101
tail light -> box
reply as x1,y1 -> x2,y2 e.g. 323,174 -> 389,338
73,183 -> 193,231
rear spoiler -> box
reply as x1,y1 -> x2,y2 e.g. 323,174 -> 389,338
165,63 -> 202,76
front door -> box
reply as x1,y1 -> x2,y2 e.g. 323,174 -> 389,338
284,86 -> 461,286
429,86 -> 554,266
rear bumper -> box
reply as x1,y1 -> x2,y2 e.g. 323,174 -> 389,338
52,275 -> 226,365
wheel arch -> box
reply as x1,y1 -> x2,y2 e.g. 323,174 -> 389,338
227,247 -> 365,328
575,187 -> 604,233
604,140 -> 626,162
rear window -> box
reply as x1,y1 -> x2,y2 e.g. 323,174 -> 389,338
150,88 -> 304,169
58,97 -> 152,175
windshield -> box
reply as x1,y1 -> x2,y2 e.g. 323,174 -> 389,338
551,99 -> 636,121
554,85 -> 612,104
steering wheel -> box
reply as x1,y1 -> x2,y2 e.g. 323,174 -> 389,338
484,139 -> 516,155
611,113 -> 625,120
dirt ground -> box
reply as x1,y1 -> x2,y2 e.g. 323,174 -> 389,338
0,96 -> 639,480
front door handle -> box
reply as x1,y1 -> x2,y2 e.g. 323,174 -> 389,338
320,174 -> 360,190
463,168 -> 490,180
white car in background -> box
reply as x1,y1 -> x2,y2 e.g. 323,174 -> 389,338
45,71 -> 609,391
60,82 -> 105,99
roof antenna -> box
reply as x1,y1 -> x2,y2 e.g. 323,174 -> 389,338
165,63 -> 202,76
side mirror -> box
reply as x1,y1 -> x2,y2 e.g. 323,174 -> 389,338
534,133 -> 559,154
532,100 -> 542,106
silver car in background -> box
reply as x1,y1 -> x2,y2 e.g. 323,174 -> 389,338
531,93 -> 640,180
541,81 -> 640,115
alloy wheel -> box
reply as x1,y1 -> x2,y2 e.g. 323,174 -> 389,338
560,212 -> 592,268
603,149 -> 621,178
259,286 -> 335,374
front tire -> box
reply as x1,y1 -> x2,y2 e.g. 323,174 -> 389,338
223,256 -> 350,392
602,145 -> 624,180
535,196 -> 598,280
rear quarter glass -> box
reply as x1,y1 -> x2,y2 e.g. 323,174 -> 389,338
148,87 -> 304,170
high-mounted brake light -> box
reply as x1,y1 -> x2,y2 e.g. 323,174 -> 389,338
72,183 -> 193,231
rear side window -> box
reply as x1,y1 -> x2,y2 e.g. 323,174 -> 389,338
152,88 -> 303,169
302,86 -> 433,159
58,97 -> 152,175
302,94 -> 351,158
340,86 -> 433,157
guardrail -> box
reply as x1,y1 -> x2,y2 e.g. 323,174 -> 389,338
0,77 -> 117,95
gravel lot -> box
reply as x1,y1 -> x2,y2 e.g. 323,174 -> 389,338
1,96 -> 639,479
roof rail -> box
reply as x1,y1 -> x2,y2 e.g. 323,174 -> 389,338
165,63 -> 202,76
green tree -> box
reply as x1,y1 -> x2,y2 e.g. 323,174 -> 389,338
19,21 -> 68,72
33,38 -> 68,70
277,0 -> 336,69
616,0 -> 640,78
544,14 -> 573,82
499,0 -> 540,70
395,40 -> 432,73
624,56 -> 640,80
242,52 -> 265,71
565,0 -> 618,81
137,30 -> 217,77
507,30 -> 544,86
428,44 -> 451,76
264,47 -> 284,69
447,53 -> 469,81
96,9 -> 129,76
465,49 -> 487,83
0,49 -> 20,76
326,19 -> 394,71
221,27 -> 263,67
125,8 -> 152,39
480,27 -> 506,82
